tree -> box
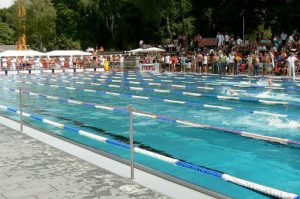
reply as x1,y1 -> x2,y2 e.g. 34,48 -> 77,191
0,22 -> 14,44
25,0 -> 57,50
132,0 -> 194,44
1,0 -> 299,50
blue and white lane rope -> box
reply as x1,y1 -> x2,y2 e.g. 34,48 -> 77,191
25,75 -> 300,109
18,73 -> 300,93
5,88 -> 300,147
149,71 -> 300,82
3,78 -> 300,122
11,75 -> 300,108
107,72 -> 300,88
63,78 -> 300,108
29,73 -> 300,97
149,73 -> 300,85
104,74 -> 300,91
0,104 -> 298,199
110,71 -> 300,87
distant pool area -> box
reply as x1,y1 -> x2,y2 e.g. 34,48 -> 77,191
0,70 -> 300,199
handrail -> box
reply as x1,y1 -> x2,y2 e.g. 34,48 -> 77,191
0,103 -> 298,199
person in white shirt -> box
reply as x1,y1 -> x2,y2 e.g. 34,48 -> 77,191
216,32 -> 221,46
219,33 -> 224,47
99,56 -> 104,68
288,34 -> 294,46
281,32 -> 288,46
119,55 -> 124,68
2,57 -> 7,69
165,54 -> 170,71
236,36 -> 243,46
227,52 -> 235,75
224,33 -> 230,46
11,57 -> 16,70
34,57 -> 40,70
139,40 -> 144,47
287,51 -> 298,81
69,57 -> 73,68
59,57 -> 65,68
202,54 -> 208,73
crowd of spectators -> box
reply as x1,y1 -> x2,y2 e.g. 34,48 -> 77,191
144,30 -> 300,81
0,30 -> 299,81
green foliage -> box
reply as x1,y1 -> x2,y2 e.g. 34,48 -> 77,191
47,34 -> 81,50
25,0 -> 57,50
55,4 -> 79,38
257,24 -> 272,39
171,17 -> 196,37
1,0 -> 300,50
0,22 -> 14,44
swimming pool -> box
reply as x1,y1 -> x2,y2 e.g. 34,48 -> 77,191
0,71 -> 300,198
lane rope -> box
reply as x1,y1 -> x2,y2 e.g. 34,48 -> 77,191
0,103 -> 298,199
3,87 -> 300,147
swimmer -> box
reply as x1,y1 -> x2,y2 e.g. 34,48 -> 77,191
268,79 -> 273,86
224,87 -> 237,95
229,89 -> 237,95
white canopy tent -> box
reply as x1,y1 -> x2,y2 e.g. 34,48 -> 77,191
127,47 -> 166,54
0,50 -> 45,57
142,47 -> 166,52
46,50 -> 92,57
127,48 -> 145,53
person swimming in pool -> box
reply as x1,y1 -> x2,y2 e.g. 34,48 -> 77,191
223,87 -> 237,95
268,78 -> 273,86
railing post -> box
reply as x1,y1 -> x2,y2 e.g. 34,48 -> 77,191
129,104 -> 134,179
19,87 -> 23,133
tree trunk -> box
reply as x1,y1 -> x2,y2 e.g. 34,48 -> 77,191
166,16 -> 172,39
179,0 -> 186,36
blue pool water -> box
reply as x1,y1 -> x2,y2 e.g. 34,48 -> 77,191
0,72 -> 300,198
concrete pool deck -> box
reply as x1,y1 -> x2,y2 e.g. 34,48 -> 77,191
0,124 -> 169,199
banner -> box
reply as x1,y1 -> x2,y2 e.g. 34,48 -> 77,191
138,63 -> 160,72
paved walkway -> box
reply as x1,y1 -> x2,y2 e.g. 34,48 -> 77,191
0,125 -> 169,199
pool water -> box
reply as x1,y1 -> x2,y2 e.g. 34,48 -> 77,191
0,71 -> 300,199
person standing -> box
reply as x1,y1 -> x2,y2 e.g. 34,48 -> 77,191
202,53 -> 208,73
220,53 -> 228,75
180,53 -> 187,73
11,57 -> 16,70
212,52 -> 219,74
281,32 -> 288,47
253,54 -> 260,76
236,36 -> 243,46
165,54 -> 170,71
287,51 -> 298,81
171,55 -> 178,72
247,54 -> 253,76
196,52 -> 203,73
2,57 -> 7,70
234,53 -> 242,75
216,32 -> 222,48
120,55 -> 124,69
227,52 -> 235,75
59,56 -> 65,69
69,57 -> 73,68
34,57 -> 40,70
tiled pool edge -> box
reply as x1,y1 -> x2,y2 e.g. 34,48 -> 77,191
0,115 -> 228,199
